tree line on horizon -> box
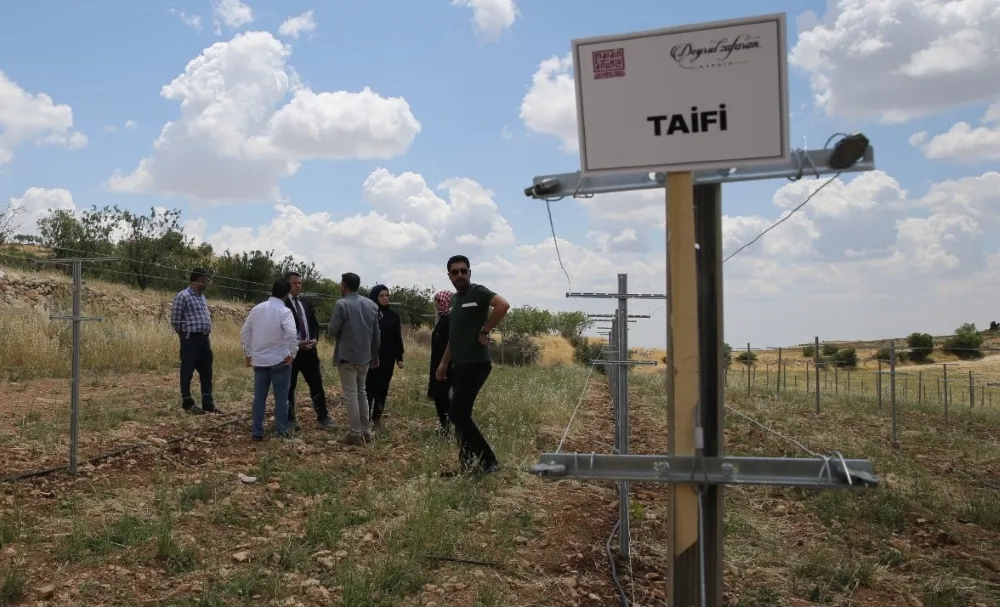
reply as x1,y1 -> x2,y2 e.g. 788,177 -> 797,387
0,204 -> 602,365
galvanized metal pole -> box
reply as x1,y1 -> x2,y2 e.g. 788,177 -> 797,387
814,336 -> 820,414
693,182 -> 725,607
616,274 -> 630,556
968,370 -> 974,408
889,341 -> 897,446
746,342 -> 751,395
776,347 -> 783,395
943,363 -> 949,423
69,259 -> 82,476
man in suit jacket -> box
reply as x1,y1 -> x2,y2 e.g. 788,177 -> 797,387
285,272 -> 333,429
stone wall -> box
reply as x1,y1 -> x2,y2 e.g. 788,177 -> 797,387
0,268 -> 252,324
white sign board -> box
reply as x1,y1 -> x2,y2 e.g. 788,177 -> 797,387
572,13 -> 789,175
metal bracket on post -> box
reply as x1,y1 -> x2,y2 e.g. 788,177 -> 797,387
530,453 -> 880,488
524,146 -> 876,200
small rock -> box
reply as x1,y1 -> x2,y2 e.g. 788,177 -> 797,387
267,482 -> 281,492
232,551 -> 250,563
37,585 -> 55,600
560,577 -> 577,589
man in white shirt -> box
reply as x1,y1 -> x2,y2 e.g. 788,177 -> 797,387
241,279 -> 300,440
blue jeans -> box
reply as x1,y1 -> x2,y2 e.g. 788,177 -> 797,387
252,363 -> 293,438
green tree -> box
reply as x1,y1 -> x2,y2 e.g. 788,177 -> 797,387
906,332 -> 934,363
501,305 -> 553,336
212,249 -> 278,302
552,310 -> 591,339
735,350 -> 757,366
112,206 -> 188,290
386,286 -> 435,328
831,347 -> 858,368
723,342 -> 733,367
943,323 -> 983,359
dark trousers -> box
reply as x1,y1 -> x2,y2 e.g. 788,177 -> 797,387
366,362 -> 395,421
288,347 -> 328,422
449,361 -> 496,470
179,333 -> 214,410
432,384 -> 452,428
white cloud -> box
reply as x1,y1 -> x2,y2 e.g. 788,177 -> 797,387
452,0 -> 518,42
789,0 -> 1000,123
107,31 -> 421,204
520,53 -> 577,152
106,119 -> 138,133
212,0 -> 253,33
201,167 -> 515,286
170,8 -> 203,31
0,71 -> 87,165
912,102 -> 1000,162
191,164 -> 1000,348
278,10 -> 317,39
6,187 -> 76,236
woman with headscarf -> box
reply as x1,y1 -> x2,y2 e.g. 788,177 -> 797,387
366,285 -> 404,425
427,289 -> 453,436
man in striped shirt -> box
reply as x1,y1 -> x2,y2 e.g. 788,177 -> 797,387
170,268 -> 221,415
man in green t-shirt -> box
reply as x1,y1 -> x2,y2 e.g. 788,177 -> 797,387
435,254 -> 510,475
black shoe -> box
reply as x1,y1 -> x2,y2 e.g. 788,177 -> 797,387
251,435 -> 263,442
317,418 -> 334,430
202,407 -> 223,414
184,405 -> 204,415
483,463 -> 501,475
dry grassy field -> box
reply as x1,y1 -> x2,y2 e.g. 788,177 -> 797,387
1,269 -> 999,606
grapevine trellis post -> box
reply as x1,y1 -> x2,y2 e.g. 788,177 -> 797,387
525,12 -> 881,606
575,276 -> 661,555
31,257 -> 118,475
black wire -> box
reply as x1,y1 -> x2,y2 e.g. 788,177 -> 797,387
0,415 -> 246,484
606,519 -> 630,607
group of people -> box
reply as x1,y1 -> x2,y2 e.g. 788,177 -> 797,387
169,255 -> 510,475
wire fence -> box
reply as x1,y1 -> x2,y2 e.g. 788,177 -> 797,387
0,256 -> 440,481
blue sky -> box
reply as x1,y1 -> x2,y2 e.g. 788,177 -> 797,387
2,0 -> 999,348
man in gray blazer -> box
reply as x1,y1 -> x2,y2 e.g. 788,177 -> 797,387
328,272 -> 381,445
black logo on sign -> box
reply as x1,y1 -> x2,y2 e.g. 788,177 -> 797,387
670,33 -> 760,69
647,105 -> 728,136
593,48 -> 625,80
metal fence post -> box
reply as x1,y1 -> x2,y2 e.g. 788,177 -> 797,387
889,341 -> 897,446
814,336 -> 820,414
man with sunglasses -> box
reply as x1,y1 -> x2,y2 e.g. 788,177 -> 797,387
170,268 -> 221,415
435,255 -> 510,475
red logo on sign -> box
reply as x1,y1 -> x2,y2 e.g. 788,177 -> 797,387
593,48 -> 625,80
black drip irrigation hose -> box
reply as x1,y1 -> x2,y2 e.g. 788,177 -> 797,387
605,519 -> 629,607
1,415 -> 247,484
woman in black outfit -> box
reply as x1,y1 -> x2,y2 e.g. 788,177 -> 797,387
427,289 -> 453,435
366,285 -> 404,425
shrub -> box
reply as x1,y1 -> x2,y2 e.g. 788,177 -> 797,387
830,347 -> 858,368
735,350 -> 757,366
821,343 -> 839,357
569,335 -> 607,374
874,347 -> 908,363
802,345 -> 815,357
942,323 -> 983,360
906,332 -> 934,362
491,333 -> 540,366
723,342 -> 733,367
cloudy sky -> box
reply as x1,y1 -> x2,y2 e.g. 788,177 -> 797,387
1,0 -> 999,348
